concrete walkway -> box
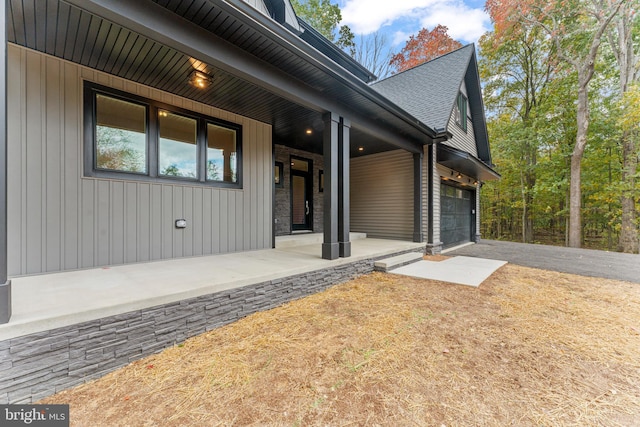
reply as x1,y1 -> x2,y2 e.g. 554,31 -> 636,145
447,240 -> 640,284
390,256 -> 507,287
0,237 -> 423,341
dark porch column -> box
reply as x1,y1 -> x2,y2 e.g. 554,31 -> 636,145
322,112 -> 339,260
338,117 -> 351,257
0,0 -> 12,324
427,144 -> 435,244
413,152 -> 423,243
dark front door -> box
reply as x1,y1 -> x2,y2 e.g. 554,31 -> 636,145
291,156 -> 313,231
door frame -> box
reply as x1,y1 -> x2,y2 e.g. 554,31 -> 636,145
290,155 -> 313,231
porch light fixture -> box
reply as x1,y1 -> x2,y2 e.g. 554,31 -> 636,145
358,146 -> 364,151
189,70 -> 212,89
456,172 -> 462,179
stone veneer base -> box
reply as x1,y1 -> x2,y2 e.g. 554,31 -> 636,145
0,249 -> 421,404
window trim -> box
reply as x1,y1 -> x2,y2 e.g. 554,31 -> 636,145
84,81 -> 242,188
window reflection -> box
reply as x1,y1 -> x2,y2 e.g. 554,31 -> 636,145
207,123 -> 237,183
159,111 -> 198,178
95,94 -> 146,173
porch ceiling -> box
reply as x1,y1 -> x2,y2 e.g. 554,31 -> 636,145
7,0 -> 431,157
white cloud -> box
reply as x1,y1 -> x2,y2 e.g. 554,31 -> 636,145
391,30 -> 413,46
339,0 -> 490,44
419,2 -> 490,42
340,0 -> 439,34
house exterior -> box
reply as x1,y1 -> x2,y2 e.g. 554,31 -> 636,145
0,0 -> 497,326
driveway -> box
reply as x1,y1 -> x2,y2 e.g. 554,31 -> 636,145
446,240 -> 640,284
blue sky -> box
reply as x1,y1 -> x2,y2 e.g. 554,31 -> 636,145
337,0 -> 490,49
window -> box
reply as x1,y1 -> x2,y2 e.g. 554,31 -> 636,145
85,82 -> 241,187
95,94 -> 147,173
207,123 -> 238,183
159,110 -> 198,178
274,161 -> 284,187
455,92 -> 467,132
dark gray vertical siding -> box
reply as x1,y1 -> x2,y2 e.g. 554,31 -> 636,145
6,44 -> 272,276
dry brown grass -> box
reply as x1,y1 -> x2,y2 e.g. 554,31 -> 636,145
40,264 -> 640,426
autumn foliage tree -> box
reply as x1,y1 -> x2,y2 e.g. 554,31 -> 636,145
389,25 -> 462,73
486,0 -> 627,248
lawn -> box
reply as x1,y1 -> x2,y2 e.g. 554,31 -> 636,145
40,263 -> 640,426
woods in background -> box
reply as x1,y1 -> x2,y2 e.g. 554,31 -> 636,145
291,0 -> 639,252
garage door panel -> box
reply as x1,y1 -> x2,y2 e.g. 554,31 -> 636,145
440,183 -> 473,248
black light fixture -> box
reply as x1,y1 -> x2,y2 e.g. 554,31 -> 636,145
456,172 -> 462,179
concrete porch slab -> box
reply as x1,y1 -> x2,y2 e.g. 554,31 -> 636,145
275,232 -> 367,249
0,238 -> 423,341
390,256 -> 507,287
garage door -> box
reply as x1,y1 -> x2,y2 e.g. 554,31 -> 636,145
440,184 -> 473,248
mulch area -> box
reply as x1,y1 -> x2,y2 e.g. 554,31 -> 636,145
40,264 -> 640,426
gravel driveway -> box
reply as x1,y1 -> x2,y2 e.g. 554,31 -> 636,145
446,240 -> 640,284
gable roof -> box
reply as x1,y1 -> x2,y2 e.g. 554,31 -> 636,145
371,44 -> 492,165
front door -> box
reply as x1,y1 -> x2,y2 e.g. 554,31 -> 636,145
291,156 -> 313,231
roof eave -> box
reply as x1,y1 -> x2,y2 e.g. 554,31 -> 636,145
222,0 -> 439,141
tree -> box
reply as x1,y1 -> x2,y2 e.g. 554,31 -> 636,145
290,0 -> 355,53
607,1 -> 640,253
479,23 -> 555,243
389,25 -> 462,73
488,0 -> 626,248
352,31 -> 393,79
95,126 -> 145,173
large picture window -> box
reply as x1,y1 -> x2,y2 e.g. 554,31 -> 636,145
85,82 -> 242,187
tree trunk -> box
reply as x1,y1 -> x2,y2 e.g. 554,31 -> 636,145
568,86 -> 589,248
618,130 -> 639,253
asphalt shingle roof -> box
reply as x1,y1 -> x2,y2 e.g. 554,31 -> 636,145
371,44 -> 474,133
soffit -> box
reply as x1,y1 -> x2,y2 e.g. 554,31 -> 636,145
6,0 -> 428,156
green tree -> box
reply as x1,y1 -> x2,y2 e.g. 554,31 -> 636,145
290,0 -> 355,53
607,1 -> 640,253
487,0 -> 626,248
479,22 -> 555,243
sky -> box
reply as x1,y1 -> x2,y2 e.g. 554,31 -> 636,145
336,0 -> 490,49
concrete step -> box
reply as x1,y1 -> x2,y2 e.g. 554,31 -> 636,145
374,252 -> 424,272
275,232 -> 367,249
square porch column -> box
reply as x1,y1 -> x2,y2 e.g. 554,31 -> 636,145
0,0 -> 12,324
338,117 -> 351,257
322,112 -> 339,260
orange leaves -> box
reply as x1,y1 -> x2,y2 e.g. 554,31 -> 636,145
390,25 -> 462,73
